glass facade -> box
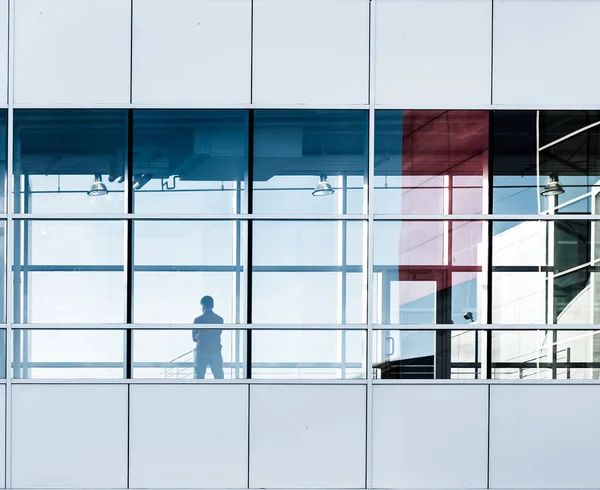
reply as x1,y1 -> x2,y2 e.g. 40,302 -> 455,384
0,108 -> 597,380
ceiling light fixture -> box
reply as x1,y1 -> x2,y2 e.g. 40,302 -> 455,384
87,174 -> 108,197
312,174 -> 335,197
541,173 -> 565,197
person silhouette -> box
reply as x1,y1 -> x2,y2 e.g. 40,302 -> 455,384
192,296 -> 224,379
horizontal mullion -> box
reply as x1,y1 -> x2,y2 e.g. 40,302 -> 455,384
372,324 -> 600,331
11,323 -> 368,330
374,214 -> 600,221
15,265 -> 364,273
14,361 -> 364,369
11,214 -> 368,221
9,213 -> 600,221
11,323 -> 600,331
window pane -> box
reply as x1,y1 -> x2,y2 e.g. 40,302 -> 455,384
252,221 -> 366,323
12,329 -> 125,379
14,110 -> 127,213
251,330 -> 365,379
374,221 -> 484,325
0,222 -> 6,323
253,110 -> 367,214
492,110 -> 600,214
492,220 -> 600,324
0,111 -> 7,213
132,329 -> 246,379
133,221 -> 246,323
374,110 -> 487,215
133,110 -> 248,214
14,221 -> 125,323
373,329 -> 483,380
492,330 -> 600,380
0,330 -> 5,379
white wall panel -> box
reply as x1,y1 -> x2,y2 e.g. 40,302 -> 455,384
129,384 -> 248,488
14,0 -> 131,105
0,386 -> 5,488
250,385 -> 366,488
252,0 -> 369,105
493,0 -> 600,106
0,0 -> 8,104
375,0 -> 492,107
132,0 -> 251,105
490,385 -> 600,488
11,384 -> 128,488
372,385 -> 488,488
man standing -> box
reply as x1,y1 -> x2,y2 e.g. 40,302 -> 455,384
192,296 -> 224,379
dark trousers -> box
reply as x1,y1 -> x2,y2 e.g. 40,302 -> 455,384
194,351 -> 224,379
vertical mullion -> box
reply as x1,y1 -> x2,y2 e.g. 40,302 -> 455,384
6,0 -> 15,480
366,0 -> 375,487
486,110 -> 494,380
125,109 -> 134,379
246,110 -> 253,380
5,39 -> 13,490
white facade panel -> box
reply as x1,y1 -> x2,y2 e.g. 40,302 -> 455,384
252,0 -> 369,105
249,384 -> 366,488
372,385 -> 488,489
490,385 -> 600,488
132,0 -> 251,105
493,0 -> 600,106
374,0 -> 492,107
0,0 -> 7,104
11,384 -> 128,489
129,384 -> 249,489
0,386 -> 5,488
14,0 -> 131,105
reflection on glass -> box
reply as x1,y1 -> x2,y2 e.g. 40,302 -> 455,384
0,222 -> 7,322
252,221 -> 366,323
133,221 -> 246,323
492,330 -> 600,379
132,329 -> 246,379
252,330 -> 365,379
492,220 -> 600,324
14,221 -> 125,323
375,110 -> 487,215
373,329 -> 482,380
374,221 -> 484,325
492,110 -> 600,214
13,110 -> 127,213
12,330 -> 125,379
0,330 -> 5,379
133,110 -> 248,214
253,110 -> 367,214
0,111 -> 8,213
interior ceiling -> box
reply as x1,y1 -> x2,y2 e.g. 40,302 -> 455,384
13,110 -> 600,181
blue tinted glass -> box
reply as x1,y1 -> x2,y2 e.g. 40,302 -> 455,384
12,329 -> 125,379
133,220 -> 246,323
0,111 -> 7,213
252,221 -> 366,324
132,329 -> 246,379
493,110 -> 600,214
252,330 -> 366,379
14,220 -> 125,323
133,110 -> 248,214
13,110 -> 127,213
253,110 -> 367,214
